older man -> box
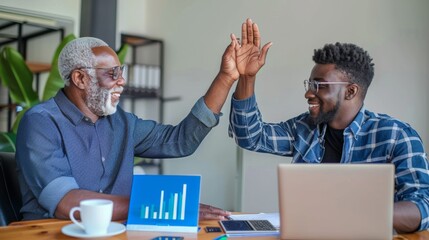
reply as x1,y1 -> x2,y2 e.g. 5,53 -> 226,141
16,36 -> 239,221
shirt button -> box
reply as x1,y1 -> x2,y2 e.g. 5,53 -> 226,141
99,189 -> 103,193
102,157 -> 105,162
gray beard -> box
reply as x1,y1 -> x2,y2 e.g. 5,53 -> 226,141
86,79 -> 117,116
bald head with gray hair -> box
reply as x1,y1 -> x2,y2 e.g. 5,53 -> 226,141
58,37 -> 108,86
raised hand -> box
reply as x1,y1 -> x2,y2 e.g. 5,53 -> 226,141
202,18 -> 272,112
202,34 -> 241,114
218,34 -> 240,83
234,18 -> 272,77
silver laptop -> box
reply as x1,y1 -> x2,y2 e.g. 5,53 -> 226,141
277,163 -> 394,240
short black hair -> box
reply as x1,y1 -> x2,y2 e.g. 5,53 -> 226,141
312,42 -> 374,98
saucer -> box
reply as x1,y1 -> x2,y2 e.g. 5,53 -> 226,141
61,222 -> 126,238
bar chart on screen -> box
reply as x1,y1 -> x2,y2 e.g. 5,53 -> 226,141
141,183 -> 187,220
127,175 -> 201,233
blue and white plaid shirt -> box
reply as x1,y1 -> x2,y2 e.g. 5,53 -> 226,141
229,94 -> 429,231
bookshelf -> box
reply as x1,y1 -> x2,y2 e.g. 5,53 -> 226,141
121,33 -> 180,174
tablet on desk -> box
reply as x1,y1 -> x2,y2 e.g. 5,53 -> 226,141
151,236 -> 184,240
219,219 -> 278,235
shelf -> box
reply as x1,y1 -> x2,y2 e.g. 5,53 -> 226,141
120,33 -> 165,99
0,103 -> 16,112
122,87 -> 160,98
120,33 -> 168,174
121,33 -> 162,46
27,61 -> 51,73
134,157 -> 161,167
0,19 -> 64,48
0,17 -> 64,132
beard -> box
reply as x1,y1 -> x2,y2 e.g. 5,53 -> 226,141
86,78 -> 121,116
310,99 -> 340,126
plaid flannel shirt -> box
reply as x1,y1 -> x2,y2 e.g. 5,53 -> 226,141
229,94 -> 429,231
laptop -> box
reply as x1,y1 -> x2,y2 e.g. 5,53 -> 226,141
277,163 -> 394,240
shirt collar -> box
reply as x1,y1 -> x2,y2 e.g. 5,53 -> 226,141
345,105 -> 366,139
54,89 -> 88,125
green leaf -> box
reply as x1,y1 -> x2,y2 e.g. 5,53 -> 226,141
42,33 -> 77,101
0,47 -> 39,108
116,43 -> 129,64
0,132 -> 16,152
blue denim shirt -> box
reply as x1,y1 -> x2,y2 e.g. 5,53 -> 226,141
229,94 -> 429,231
16,90 -> 219,220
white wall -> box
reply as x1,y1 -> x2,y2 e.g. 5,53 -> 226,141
118,0 -> 429,212
0,0 -> 80,35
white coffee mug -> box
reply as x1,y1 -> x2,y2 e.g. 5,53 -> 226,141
69,199 -> 113,235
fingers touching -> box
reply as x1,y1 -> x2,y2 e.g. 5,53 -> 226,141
241,18 -> 252,46
233,18 -> 269,52
253,22 -> 261,49
241,21 -> 247,45
230,33 -> 239,50
240,18 -> 262,48
227,18 -> 272,77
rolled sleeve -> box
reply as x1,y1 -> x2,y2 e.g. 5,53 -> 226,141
414,198 -> 429,230
392,128 -> 429,230
231,94 -> 257,110
396,158 -> 429,231
228,94 -> 258,139
39,177 -> 79,217
191,97 -> 221,128
16,106 -> 80,219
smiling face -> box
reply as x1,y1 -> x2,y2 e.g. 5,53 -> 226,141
85,46 -> 125,116
305,64 -> 350,127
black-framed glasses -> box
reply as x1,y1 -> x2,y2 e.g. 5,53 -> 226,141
80,65 -> 126,81
304,79 -> 350,93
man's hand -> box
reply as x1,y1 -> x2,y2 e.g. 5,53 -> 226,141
55,189 -> 129,221
231,18 -> 272,100
235,18 -> 272,77
199,203 -> 231,220
218,34 -> 240,84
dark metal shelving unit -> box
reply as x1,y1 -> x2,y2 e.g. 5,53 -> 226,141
121,33 -> 181,174
0,19 -> 64,131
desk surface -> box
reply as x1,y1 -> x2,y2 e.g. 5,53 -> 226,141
0,219 -> 428,240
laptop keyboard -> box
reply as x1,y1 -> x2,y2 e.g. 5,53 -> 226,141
248,220 -> 277,231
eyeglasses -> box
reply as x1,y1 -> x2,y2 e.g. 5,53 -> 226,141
80,65 -> 126,81
304,80 -> 350,93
